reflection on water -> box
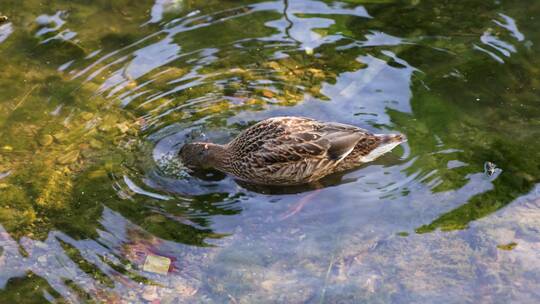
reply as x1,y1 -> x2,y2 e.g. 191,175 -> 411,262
0,0 -> 539,302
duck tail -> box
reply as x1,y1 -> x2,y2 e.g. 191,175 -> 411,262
375,133 -> 407,144
358,133 -> 406,162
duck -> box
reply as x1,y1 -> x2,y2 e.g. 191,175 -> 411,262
179,116 -> 406,186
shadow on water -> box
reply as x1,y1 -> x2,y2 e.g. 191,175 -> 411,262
0,0 -> 539,302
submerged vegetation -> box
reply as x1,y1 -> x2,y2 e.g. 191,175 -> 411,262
0,0 -> 538,302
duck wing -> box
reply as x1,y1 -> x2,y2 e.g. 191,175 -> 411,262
237,118 -> 366,184
323,131 -> 366,161
256,132 -> 361,163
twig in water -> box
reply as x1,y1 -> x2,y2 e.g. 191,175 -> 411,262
320,251 -> 337,304
13,85 -> 39,111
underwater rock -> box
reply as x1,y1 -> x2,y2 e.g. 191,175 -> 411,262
1,146 -> 13,152
141,286 -> 159,302
53,132 -> 67,143
80,112 -> 93,121
56,150 -> 80,165
262,90 -> 274,98
266,61 -> 282,71
260,280 -> 276,291
37,134 -> 53,146
89,139 -> 103,149
306,68 -> 326,79
173,280 -> 198,297
116,122 -> 130,134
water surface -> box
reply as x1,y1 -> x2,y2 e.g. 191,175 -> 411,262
0,0 -> 539,302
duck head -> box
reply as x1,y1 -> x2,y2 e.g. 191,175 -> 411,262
179,142 -> 229,170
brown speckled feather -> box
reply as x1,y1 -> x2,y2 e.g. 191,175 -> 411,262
225,117 -> 374,184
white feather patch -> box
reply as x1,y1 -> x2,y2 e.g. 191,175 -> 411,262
359,141 -> 402,162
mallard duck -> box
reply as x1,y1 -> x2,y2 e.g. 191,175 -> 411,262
179,116 -> 406,186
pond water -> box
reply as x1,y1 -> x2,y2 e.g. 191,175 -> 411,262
0,0 -> 539,303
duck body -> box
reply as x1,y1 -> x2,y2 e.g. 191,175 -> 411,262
179,117 -> 405,186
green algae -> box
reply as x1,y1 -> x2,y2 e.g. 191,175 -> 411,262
57,238 -> 115,288
0,0 -> 539,302
0,0 -> 536,242
0,272 -> 67,304
497,242 -> 518,251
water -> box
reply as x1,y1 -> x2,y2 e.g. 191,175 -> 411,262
0,0 -> 539,302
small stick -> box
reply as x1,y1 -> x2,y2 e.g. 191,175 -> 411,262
319,252 -> 337,304
13,85 -> 39,111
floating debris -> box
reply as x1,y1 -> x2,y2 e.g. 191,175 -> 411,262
484,161 -> 497,176
143,254 -> 171,275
